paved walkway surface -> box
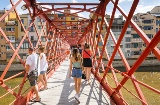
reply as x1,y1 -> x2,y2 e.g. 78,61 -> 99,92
28,59 -> 113,105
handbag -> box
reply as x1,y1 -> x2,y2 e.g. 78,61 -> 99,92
82,73 -> 86,79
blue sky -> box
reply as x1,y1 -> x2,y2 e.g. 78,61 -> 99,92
0,0 -> 160,18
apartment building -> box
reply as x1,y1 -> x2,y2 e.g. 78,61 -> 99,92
0,10 -> 7,61
64,9 -> 79,45
0,10 -> 18,62
89,13 -> 107,59
89,13 -> 131,59
131,6 -> 160,58
106,15 -> 131,59
16,14 -> 47,61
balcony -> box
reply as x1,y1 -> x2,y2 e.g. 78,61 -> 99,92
6,21 -> 17,26
131,38 -> 143,42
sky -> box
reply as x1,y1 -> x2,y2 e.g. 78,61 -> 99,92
0,0 -> 160,18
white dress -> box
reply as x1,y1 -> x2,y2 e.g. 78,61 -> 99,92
40,53 -> 48,72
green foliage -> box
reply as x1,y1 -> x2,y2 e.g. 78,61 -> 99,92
0,77 -> 30,105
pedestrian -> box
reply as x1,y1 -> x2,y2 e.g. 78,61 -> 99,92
25,47 -> 41,102
68,48 -> 82,103
77,44 -> 82,56
82,44 -> 92,84
38,46 -> 48,90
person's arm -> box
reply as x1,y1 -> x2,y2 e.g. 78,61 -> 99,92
25,64 -> 30,74
25,56 -> 31,74
68,58 -> 72,78
40,53 -> 43,60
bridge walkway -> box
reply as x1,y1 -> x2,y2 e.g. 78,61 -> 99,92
28,59 -> 113,105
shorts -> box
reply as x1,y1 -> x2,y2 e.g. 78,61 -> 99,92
83,58 -> 92,67
27,71 -> 38,86
40,71 -> 46,74
72,68 -> 82,78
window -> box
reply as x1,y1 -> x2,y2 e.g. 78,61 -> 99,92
127,50 -> 130,52
156,28 -> 159,32
42,19 -> 45,22
41,36 -> 46,42
132,34 -> 140,38
21,44 -> 23,49
15,43 -> 18,48
125,44 -> 131,48
143,43 -> 146,47
37,18 -> 41,22
25,43 -> 29,48
143,20 -> 152,24
33,43 -> 36,47
38,26 -> 42,29
98,19 -> 101,22
30,26 -> 34,32
71,17 -> 75,20
98,41 -> 103,46
1,36 -> 3,39
31,36 -> 34,40
6,28 -> 15,32
125,37 -> 131,42
133,51 -> 140,55
143,26 -> 153,30
6,45 -> 11,51
132,43 -> 138,48
50,31 -> 53,35
126,31 -> 131,34
29,20 -> 32,24
21,26 -> 26,32
147,34 -> 152,39
21,19 -> 24,24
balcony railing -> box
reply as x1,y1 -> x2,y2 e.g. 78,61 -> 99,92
6,21 -> 17,26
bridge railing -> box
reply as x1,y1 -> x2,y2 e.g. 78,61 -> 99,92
0,0 -> 70,104
79,0 -> 160,104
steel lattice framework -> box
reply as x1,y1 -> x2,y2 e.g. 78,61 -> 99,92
0,0 -> 160,105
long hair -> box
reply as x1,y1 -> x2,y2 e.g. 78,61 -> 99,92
72,48 -> 80,61
39,46 -> 45,52
84,43 -> 90,49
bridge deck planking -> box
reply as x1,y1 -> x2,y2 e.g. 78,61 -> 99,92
28,59 -> 113,105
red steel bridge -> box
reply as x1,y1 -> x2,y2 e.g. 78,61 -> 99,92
0,0 -> 160,105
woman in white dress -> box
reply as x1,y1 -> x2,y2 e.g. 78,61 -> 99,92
38,46 -> 48,90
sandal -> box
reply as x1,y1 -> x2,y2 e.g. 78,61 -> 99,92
30,98 -> 41,102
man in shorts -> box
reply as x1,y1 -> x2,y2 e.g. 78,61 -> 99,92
25,47 -> 40,102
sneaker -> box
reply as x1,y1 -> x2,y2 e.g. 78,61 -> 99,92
74,94 -> 80,103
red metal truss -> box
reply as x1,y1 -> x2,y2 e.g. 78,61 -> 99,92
0,0 -> 160,105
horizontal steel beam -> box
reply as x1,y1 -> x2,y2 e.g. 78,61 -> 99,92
37,3 -> 99,5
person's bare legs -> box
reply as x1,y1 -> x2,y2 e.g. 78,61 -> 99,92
74,78 -> 78,93
39,74 -> 47,89
43,73 -> 47,88
74,77 -> 81,103
86,67 -> 91,83
77,78 -> 81,94
33,85 -> 40,101
84,67 -> 87,81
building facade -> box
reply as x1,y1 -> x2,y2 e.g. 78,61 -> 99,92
0,10 -> 18,62
131,6 -> 160,58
